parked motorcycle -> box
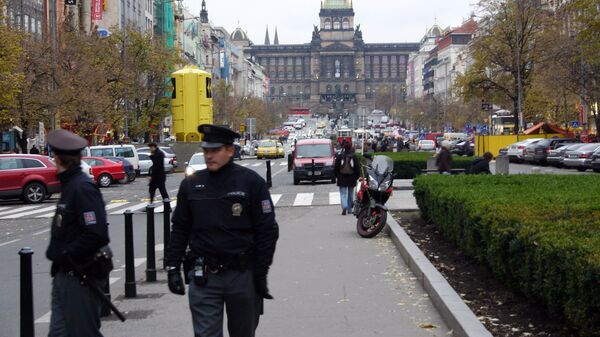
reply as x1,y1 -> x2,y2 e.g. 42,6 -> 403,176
352,154 -> 394,238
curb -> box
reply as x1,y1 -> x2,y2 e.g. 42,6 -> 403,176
385,215 -> 493,337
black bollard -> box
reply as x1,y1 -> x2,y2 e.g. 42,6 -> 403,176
266,160 -> 272,188
146,204 -> 156,282
124,210 -> 136,298
19,247 -> 34,337
163,200 -> 171,270
311,159 -> 316,185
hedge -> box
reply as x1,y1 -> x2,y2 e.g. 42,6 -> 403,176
357,152 -> 474,179
413,174 -> 600,336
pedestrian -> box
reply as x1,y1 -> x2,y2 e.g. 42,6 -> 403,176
45,129 -> 111,337
381,137 -> 389,152
148,142 -> 169,205
334,142 -> 360,215
468,152 -> 493,174
29,145 -> 40,154
395,137 -> 403,152
436,140 -> 453,174
165,124 -> 279,337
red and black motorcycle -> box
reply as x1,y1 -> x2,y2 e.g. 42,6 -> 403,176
352,154 -> 394,238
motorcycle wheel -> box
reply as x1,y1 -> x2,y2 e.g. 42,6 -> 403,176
356,207 -> 387,238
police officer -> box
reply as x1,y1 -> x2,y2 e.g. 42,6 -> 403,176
45,129 -> 110,337
166,124 -> 279,337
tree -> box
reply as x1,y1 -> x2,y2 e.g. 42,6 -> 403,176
0,2 -> 25,125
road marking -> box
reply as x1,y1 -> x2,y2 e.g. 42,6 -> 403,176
252,163 -> 262,167
109,277 -> 120,285
0,239 -> 21,247
105,202 -> 129,211
35,311 -> 51,324
169,189 -> 178,193
271,194 -> 282,206
0,205 -> 39,217
110,199 -> 128,203
35,212 -> 56,218
0,205 -> 56,219
110,202 -> 148,214
33,228 -> 51,236
293,193 -> 313,206
329,192 -> 341,205
279,162 -> 287,166
241,163 -> 250,167
154,200 -> 177,213
155,243 -> 164,252
134,258 -> 146,267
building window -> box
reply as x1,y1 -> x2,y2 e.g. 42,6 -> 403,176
391,56 -> 398,78
333,20 -> 340,30
342,18 -> 350,29
365,56 -> 371,79
324,19 -> 331,30
373,56 -> 380,79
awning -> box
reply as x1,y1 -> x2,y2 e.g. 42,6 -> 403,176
523,122 -> 567,135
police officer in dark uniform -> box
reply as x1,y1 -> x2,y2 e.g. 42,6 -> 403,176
45,129 -> 110,337
166,124 -> 279,337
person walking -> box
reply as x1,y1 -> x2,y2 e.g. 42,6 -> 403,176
436,141 -> 453,174
148,142 -> 169,205
45,129 -> 111,337
334,142 -> 361,215
165,124 -> 279,337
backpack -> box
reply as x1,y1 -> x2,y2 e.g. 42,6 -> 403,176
340,154 -> 354,175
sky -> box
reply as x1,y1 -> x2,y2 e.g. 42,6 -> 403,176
183,0 -> 477,44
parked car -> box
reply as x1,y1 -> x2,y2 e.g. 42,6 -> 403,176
256,140 -> 284,159
523,138 -> 579,165
105,156 -> 136,182
506,138 -> 543,162
417,140 -> 436,151
590,148 -> 600,173
137,153 -> 174,175
547,143 -> 585,167
82,144 -> 140,175
451,140 -> 474,156
184,153 -> 207,176
292,139 -> 336,185
562,143 -> 600,171
0,154 -> 61,203
80,160 -> 95,182
82,156 -> 127,187
136,146 -> 178,168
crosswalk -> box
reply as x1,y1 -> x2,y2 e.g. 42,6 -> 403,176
0,192 -> 343,219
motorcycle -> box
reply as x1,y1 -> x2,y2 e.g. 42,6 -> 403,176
352,154 -> 394,238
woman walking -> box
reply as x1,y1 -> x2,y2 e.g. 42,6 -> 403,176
334,142 -> 361,215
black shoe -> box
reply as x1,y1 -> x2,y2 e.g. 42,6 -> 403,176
342,209 -> 347,215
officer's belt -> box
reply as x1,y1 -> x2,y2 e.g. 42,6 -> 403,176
201,250 -> 254,272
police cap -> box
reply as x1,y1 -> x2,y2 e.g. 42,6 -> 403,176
47,129 -> 88,155
198,124 -> 240,149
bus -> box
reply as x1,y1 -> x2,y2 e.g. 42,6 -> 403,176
288,107 -> 311,117
336,127 -> 352,145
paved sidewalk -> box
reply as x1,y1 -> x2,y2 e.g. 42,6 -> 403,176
101,205 -> 450,337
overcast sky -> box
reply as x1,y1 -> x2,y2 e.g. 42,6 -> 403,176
183,0 -> 477,44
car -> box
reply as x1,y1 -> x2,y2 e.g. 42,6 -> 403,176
562,143 -> 600,171
0,154 -> 61,203
82,144 -> 140,175
137,152 -> 174,175
417,140 -> 436,151
292,138 -> 335,185
256,140 -> 284,159
136,146 -> 178,168
105,156 -> 136,182
506,138 -> 543,162
184,153 -> 207,176
82,156 -> 127,187
590,148 -> 600,173
451,140 -> 474,156
233,143 -> 242,160
547,143 -> 585,167
522,138 -> 579,165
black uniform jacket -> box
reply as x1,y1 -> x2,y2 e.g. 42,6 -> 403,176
46,167 -> 109,276
150,150 -> 166,181
167,161 -> 279,275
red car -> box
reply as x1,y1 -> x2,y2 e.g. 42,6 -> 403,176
0,154 -> 61,203
82,157 -> 126,188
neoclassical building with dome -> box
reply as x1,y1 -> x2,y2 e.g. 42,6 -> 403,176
231,0 -> 419,115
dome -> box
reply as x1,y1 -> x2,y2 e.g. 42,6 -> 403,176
323,0 -> 352,9
427,23 -> 444,38
231,27 -> 249,41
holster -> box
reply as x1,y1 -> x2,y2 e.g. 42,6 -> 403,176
182,250 -> 197,285
81,245 -> 114,280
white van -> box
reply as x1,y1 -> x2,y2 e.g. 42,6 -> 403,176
82,145 -> 140,175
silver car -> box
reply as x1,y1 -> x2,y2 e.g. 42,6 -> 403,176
137,153 -> 174,175
137,146 -> 178,168
562,143 -> 600,171
547,143 -> 584,167
184,153 -> 207,176
506,138 -> 543,162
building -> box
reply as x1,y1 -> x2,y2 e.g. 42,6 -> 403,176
406,24 -> 444,100
235,0 -> 419,115
3,0 -> 44,38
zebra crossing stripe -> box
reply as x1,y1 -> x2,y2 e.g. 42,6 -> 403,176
0,205 -> 56,219
252,163 -> 262,167
293,193 -> 313,206
105,202 -> 129,210
279,162 -> 287,166
241,163 -> 250,167
110,202 -> 148,215
329,192 -> 341,205
271,194 -> 282,206
154,201 -> 177,213
0,205 -> 39,217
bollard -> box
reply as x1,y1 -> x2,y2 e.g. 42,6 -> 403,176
146,204 -> 157,282
100,222 -> 111,317
124,211 -> 136,298
266,160 -> 272,188
311,159 -> 316,185
163,200 -> 171,270
19,247 -> 34,337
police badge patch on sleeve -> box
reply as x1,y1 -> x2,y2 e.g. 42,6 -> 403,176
83,211 -> 97,225
261,200 -> 272,214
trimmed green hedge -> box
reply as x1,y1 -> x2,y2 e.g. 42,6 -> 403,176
413,175 -> 600,336
357,152 -> 474,179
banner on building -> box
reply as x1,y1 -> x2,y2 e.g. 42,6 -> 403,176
92,0 -> 103,21
219,49 -> 225,69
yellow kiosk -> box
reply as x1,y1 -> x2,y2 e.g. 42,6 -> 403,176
171,66 -> 213,142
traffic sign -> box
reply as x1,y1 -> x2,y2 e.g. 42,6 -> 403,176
465,122 -> 472,130
240,124 -> 246,133
571,121 -> 580,128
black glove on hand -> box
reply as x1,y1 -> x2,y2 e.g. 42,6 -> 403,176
254,274 -> 274,300
167,269 -> 186,295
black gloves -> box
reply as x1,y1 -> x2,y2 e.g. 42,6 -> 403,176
254,274 -> 273,300
167,268 -> 186,295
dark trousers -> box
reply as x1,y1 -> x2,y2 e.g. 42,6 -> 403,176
188,269 -> 261,337
48,272 -> 103,337
149,178 -> 169,203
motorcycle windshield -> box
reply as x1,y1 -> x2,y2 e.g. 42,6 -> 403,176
371,155 -> 394,176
